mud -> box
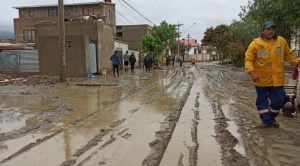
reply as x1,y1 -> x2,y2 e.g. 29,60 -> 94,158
1,63 -> 300,166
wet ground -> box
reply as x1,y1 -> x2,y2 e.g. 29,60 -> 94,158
1,62 -> 300,166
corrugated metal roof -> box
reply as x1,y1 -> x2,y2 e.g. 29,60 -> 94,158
13,2 -> 114,9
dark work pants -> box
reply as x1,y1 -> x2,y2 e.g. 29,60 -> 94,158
130,62 -> 135,73
112,65 -> 119,77
255,86 -> 286,125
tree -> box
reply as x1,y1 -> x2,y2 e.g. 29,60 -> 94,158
139,35 -> 164,62
139,21 -> 179,61
201,24 -> 231,64
169,41 -> 191,56
242,0 -> 300,42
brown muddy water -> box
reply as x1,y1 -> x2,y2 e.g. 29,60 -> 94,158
1,62 -> 300,166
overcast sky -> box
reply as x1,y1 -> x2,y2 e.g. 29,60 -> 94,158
1,0 -> 249,41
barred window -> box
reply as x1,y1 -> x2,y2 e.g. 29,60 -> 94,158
29,10 -> 38,17
23,29 -> 35,41
48,9 -> 58,16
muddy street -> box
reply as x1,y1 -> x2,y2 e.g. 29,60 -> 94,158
1,62 -> 300,166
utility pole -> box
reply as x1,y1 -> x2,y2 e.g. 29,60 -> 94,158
187,34 -> 191,55
59,0 -> 66,82
177,22 -> 183,57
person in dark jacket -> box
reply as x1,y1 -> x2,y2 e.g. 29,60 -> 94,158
110,50 -> 121,77
129,52 -> 136,73
144,52 -> 153,72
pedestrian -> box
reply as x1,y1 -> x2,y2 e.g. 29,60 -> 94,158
138,54 -> 142,69
123,51 -> 129,73
110,50 -> 121,77
144,52 -> 153,72
166,56 -> 170,66
191,57 -> 195,67
163,57 -> 166,66
129,52 -> 136,73
244,21 -> 300,128
172,55 -> 175,66
141,54 -> 145,69
179,57 -> 183,67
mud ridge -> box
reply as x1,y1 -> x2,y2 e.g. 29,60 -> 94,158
0,96 -> 72,142
65,68 -> 177,132
211,98 -> 249,166
60,118 -> 127,165
0,129 -> 63,164
177,153 -> 184,166
187,92 -> 201,166
141,72 -> 193,166
188,119 -> 199,166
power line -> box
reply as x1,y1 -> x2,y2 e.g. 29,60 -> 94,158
152,0 -> 172,22
167,0 -> 179,20
116,14 -> 129,24
120,0 -> 155,26
144,0 -> 167,20
116,0 -> 142,24
115,10 -> 134,24
160,0 -> 177,23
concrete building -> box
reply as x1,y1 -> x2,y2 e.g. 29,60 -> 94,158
180,39 -> 210,62
13,1 -> 116,43
116,24 -> 152,50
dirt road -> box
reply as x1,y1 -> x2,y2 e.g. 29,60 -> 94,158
1,62 -> 300,166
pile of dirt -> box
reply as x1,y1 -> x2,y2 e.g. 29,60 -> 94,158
0,73 -> 59,86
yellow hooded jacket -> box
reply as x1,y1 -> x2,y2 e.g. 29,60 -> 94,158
245,36 -> 299,87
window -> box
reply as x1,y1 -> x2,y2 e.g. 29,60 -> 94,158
28,10 -> 38,17
48,9 -> 58,17
82,7 -> 94,15
23,29 -> 35,41
194,48 -> 197,54
108,9 -> 113,20
104,8 -> 113,20
116,32 -> 122,37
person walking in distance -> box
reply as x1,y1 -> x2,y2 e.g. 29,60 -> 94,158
178,57 -> 183,67
245,21 -> 300,128
191,57 -> 195,67
129,52 -> 136,73
123,51 -> 129,73
110,50 -> 121,77
144,52 -> 153,72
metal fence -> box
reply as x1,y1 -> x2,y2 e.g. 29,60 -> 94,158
0,50 -> 39,72
0,51 -> 20,72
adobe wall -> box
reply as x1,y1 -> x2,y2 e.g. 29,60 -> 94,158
97,23 -> 114,74
36,21 -> 114,75
38,35 -> 89,77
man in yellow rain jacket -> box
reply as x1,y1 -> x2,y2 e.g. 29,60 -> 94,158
245,21 -> 300,128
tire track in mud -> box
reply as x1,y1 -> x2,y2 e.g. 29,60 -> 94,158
201,64 -> 300,166
0,97 -> 73,142
211,98 -> 249,166
58,68 -> 191,166
0,129 -> 63,164
232,103 -> 300,166
187,92 -> 200,166
142,67 -> 194,166
0,69 -> 178,165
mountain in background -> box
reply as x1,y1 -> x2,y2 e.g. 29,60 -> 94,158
0,30 -> 14,39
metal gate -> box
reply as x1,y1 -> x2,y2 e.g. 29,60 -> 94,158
89,43 -> 97,73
